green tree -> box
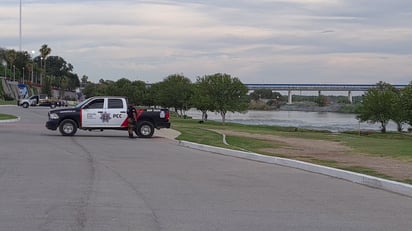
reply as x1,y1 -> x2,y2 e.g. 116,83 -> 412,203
5,49 -> 17,80
401,82 -> 412,127
0,48 -> 10,78
192,78 -> 215,121
155,74 -> 193,116
356,82 -> 398,133
316,95 -> 329,107
108,78 -> 147,105
81,75 -> 89,85
82,80 -> 110,98
391,87 -> 408,132
200,73 -> 249,124
144,82 -> 161,107
39,44 -> 51,85
82,82 -> 98,98
250,89 -> 275,101
41,75 -> 52,97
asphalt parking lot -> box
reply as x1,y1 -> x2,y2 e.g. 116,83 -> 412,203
1,105 -> 411,231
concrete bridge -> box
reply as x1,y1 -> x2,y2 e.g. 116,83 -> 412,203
245,83 -> 408,104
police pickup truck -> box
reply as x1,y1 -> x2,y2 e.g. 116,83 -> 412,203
45,96 -> 171,138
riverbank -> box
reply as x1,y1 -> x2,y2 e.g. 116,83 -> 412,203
278,102 -> 353,113
249,99 -> 358,113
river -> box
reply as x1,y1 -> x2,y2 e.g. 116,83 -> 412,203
185,109 -> 401,132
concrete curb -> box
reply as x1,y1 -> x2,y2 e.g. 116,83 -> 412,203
178,140 -> 412,198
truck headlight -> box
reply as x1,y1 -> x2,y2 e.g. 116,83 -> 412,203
49,113 -> 59,119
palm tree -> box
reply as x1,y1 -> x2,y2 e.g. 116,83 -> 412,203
25,62 -> 34,84
39,44 -> 51,85
5,49 -> 17,81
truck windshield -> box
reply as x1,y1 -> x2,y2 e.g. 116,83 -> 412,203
75,98 -> 94,108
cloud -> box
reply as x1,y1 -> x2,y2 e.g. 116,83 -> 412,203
0,0 -> 411,84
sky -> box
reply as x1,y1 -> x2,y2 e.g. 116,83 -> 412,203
1,0 -> 412,84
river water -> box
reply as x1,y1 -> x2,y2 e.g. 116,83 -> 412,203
186,109 -> 401,132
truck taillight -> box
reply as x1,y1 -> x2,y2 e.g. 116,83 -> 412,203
165,111 -> 170,120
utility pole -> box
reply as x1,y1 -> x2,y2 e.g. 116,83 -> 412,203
19,0 -> 22,52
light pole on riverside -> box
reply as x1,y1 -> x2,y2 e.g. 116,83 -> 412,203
40,57 -> 43,85
31,50 -> 35,83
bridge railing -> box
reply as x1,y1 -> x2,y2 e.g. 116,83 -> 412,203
245,84 -> 407,91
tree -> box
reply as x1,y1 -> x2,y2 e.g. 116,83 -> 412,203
5,49 -> 17,79
390,87 -> 408,132
316,95 -> 329,107
200,73 -> 249,124
39,44 -> 51,85
401,82 -> 412,127
81,75 -> 89,85
250,89 -> 275,101
108,78 -> 147,105
192,78 -> 215,121
46,56 -> 72,77
144,82 -> 162,107
155,74 -> 193,116
356,82 -> 398,133
41,75 -> 52,97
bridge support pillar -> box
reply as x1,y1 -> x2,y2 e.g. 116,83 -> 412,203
288,90 -> 292,104
348,91 -> 353,104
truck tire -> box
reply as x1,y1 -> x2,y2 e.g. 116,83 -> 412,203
59,119 -> 77,136
50,102 -> 57,108
22,102 -> 29,108
136,121 -> 154,138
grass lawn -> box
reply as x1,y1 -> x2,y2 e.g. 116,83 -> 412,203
339,134 -> 412,160
0,100 -> 17,105
172,117 -> 412,161
171,116 -> 412,182
0,113 -> 17,120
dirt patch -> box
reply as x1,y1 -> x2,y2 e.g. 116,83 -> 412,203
212,130 -> 412,180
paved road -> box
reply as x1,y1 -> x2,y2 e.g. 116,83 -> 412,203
0,105 -> 411,231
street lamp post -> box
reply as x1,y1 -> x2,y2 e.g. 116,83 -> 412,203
31,50 -> 35,83
22,67 -> 25,83
40,57 -> 43,85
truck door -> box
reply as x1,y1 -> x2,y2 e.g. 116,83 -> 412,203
81,98 -> 105,127
104,98 -> 127,127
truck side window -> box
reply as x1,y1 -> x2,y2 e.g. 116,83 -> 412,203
85,99 -> 104,109
108,99 -> 123,109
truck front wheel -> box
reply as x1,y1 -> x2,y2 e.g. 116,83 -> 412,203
59,119 -> 77,136
22,102 -> 29,108
136,121 -> 154,138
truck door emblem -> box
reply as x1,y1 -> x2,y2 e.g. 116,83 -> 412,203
100,112 -> 111,123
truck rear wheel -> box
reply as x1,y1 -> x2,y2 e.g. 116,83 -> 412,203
136,121 -> 154,138
59,119 -> 77,136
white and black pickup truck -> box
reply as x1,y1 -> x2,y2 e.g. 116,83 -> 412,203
18,94 -> 59,108
45,96 -> 171,138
